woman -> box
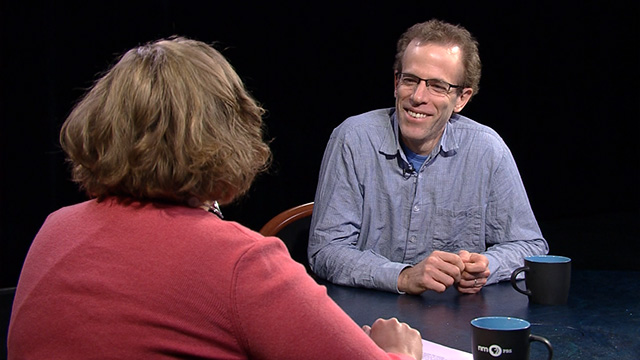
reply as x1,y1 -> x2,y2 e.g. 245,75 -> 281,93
7,37 -> 422,359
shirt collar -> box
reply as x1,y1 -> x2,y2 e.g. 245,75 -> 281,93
440,114 -> 459,157
380,109 -> 459,158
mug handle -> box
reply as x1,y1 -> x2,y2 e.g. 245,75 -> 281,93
530,334 -> 553,360
510,266 -> 531,296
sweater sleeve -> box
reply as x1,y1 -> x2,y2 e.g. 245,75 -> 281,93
230,236 -> 415,360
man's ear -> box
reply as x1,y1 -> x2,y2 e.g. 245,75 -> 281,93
454,88 -> 474,113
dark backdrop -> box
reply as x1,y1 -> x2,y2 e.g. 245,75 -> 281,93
1,1 -> 639,288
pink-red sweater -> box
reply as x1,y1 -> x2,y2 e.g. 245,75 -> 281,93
8,198 -> 412,359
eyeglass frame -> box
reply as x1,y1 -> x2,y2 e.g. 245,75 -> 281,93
395,72 -> 463,95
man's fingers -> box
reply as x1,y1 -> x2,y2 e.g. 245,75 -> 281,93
432,251 -> 465,272
458,250 -> 471,262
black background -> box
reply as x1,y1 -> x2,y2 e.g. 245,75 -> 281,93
1,1 -> 638,288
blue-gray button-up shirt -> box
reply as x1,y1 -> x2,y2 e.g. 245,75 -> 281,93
308,108 -> 548,293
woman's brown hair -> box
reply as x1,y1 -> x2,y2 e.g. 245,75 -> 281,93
60,37 -> 271,206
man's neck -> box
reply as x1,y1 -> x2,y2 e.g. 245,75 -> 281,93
401,133 -> 443,156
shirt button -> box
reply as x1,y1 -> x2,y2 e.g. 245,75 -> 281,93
413,205 -> 420,212
409,236 -> 417,243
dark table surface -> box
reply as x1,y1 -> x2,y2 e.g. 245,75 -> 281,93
320,270 -> 640,359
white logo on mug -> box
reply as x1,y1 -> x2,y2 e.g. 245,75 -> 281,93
489,345 -> 502,357
478,344 -> 512,357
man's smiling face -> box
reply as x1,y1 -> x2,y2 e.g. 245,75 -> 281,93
394,40 -> 473,155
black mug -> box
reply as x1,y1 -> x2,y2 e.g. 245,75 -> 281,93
510,255 -> 571,305
471,316 -> 553,360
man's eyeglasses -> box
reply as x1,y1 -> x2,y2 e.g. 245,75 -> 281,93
395,73 -> 462,96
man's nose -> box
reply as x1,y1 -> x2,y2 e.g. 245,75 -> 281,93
411,80 -> 430,104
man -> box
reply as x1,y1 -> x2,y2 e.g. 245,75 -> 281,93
308,20 -> 548,295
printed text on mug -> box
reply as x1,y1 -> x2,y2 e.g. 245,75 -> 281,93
477,344 -> 512,357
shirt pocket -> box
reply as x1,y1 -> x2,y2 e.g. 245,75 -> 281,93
432,206 -> 483,252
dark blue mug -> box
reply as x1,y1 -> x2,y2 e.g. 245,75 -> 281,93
511,255 -> 571,305
471,316 -> 552,360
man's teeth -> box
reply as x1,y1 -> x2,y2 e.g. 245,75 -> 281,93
408,110 -> 427,118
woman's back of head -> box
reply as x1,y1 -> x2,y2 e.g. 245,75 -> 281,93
60,37 -> 271,206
